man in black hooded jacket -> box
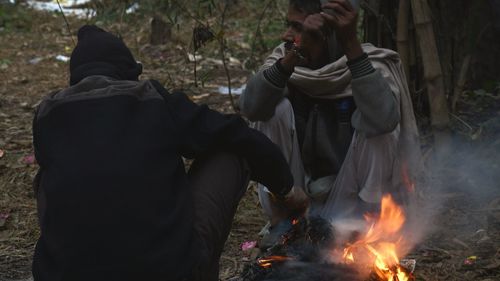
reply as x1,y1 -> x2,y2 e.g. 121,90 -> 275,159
32,25 -> 293,281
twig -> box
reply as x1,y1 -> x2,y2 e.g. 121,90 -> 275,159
360,0 -> 395,43
249,0 -> 274,62
170,0 -> 236,111
56,0 -> 76,46
171,0 -> 207,28
193,51 -> 198,87
451,23 -> 492,112
448,112 -> 473,132
218,2 -> 237,112
171,0 -> 210,90
117,2 -> 127,39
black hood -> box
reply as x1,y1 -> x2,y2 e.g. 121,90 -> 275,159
69,25 -> 142,86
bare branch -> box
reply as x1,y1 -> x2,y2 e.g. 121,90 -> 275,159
218,1 -> 237,112
56,0 -> 76,46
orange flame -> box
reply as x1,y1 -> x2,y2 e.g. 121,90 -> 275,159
257,255 -> 292,268
342,195 -> 413,281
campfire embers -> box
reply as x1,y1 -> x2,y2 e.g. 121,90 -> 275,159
257,256 -> 293,268
239,195 -> 416,281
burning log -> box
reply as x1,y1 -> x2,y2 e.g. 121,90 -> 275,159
239,216 -> 362,281
366,263 -> 415,281
238,195 -> 417,281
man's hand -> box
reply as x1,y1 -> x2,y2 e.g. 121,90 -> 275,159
303,13 -> 327,38
299,14 -> 329,65
280,43 -> 308,73
320,0 -> 363,60
270,187 -> 309,217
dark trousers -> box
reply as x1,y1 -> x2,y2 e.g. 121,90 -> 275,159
188,153 -> 250,281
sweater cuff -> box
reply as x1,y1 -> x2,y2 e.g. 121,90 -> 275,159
347,53 -> 376,79
263,59 -> 292,88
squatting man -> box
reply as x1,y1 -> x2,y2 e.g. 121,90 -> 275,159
239,0 -> 421,247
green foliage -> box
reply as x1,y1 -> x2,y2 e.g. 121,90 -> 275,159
0,3 -> 32,31
0,58 -> 11,71
136,0 -> 182,25
482,80 -> 500,94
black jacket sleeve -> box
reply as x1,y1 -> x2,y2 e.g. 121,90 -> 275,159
151,80 -> 293,197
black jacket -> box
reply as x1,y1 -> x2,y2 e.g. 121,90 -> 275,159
32,76 -> 293,281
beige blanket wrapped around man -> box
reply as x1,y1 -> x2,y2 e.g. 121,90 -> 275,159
255,43 -> 422,218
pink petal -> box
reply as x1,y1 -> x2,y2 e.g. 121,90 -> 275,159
241,241 -> 257,251
23,154 -> 36,165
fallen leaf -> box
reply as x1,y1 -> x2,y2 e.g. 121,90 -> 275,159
0,212 -> 10,228
192,93 -> 210,100
452,238 -> 470,249
55,55 -> 70,62
22,154 -> 36,165
29,57 -> 44,64
464,256 -> 477,265
241,240 -> 257,251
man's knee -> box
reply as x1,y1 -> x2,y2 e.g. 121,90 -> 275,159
253,98 -> 294,128
355,126 -> 399,157
274,98 -> 294,119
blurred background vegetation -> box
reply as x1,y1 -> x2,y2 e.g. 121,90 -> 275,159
0,0 -> 498,158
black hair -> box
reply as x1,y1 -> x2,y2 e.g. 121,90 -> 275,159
289,0 -> 322,14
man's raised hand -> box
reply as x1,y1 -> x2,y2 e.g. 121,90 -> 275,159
321,0 -> 363,59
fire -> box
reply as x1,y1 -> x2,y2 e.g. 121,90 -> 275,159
257,255 -> 292,269
342,195 -> 413,281
344,249 -> 354,263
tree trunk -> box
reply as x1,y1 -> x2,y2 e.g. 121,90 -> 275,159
396,0 -> 410,84
150,15 -> 172,45
410,0 -> 449,130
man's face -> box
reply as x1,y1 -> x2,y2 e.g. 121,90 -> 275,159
281,6 -> 327,67
281,6 -> 308,43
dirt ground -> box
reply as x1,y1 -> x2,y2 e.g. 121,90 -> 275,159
1,6 -> 500,281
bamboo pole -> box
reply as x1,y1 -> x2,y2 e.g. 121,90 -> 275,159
410,0 -> 449,130
451,24 -> 492,113
396,0 -> 410,84
364,0 -> 381,45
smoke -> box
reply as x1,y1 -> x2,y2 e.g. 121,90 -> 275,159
326,131 -> 500,267
404,130 -> 500,254
436,136 -> 500,199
